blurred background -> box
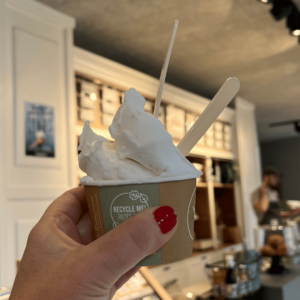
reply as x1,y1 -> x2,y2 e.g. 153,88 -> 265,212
1,0 -> 300,298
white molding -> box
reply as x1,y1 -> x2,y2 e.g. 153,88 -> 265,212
6,0 -> 75,29
65,29 -> 78,187
74,47 -> 235,123
235,97 -> 261,248
235,96 -> 255,112
6,185 -> 69,200
0,0 -> 6,285
231,117 -> 245,237
187,145 -> 234,160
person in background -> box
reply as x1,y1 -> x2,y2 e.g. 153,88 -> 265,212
252,166 -> 300,225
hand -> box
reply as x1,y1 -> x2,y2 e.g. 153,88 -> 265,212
260,177 -> 269,194
281,208 -> 300,218
290,208 -> 300,216
10,186 -> 178,300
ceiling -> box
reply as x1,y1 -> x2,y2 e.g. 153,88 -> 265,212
37,0 -> 300,142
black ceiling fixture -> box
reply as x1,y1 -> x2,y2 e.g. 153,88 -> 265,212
259,0 -> 273,4
286,7 -> 300,36
270,0 -> 294,21
269,120 -> 300,133
258,0 -> 300,44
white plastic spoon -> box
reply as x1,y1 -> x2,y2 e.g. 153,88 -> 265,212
177,77 -> 240,157
154,19 -> 179,118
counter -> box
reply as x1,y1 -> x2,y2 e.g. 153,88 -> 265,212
261,264 -> 300,300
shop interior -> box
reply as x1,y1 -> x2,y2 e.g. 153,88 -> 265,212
1,0 -> 300,299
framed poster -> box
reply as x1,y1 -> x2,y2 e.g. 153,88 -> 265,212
16,102 -> 61,168
25,102 -> 55,158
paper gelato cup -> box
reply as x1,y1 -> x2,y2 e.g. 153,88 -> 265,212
84,178 -> 196,266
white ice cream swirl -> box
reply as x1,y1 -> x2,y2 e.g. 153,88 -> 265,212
78,88 -> 201,186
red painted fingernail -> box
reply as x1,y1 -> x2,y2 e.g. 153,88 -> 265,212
153,206 -> 177,234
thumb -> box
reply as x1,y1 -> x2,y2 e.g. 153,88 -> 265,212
85,206 -> 177,282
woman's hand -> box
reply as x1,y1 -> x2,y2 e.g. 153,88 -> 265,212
10,186 -> 177,300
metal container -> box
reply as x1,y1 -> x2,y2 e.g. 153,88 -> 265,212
205,250 -> 262,299
254,219 -> 300,257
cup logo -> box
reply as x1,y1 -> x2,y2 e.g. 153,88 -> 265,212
110,190 -> 149,227
187,188 -> 196,239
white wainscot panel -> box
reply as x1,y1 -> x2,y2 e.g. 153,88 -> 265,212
5,13 -> 72,199
16,219 -> 39,259
1,0 -> 75,287
3,200 -> 52,285
14,27 -> 63,169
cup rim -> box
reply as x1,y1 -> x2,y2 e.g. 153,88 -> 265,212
81,174 -> 198,187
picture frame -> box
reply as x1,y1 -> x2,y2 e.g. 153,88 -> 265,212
16,101 -> 61,168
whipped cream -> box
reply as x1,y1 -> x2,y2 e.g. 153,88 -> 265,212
78,88 -> 201,186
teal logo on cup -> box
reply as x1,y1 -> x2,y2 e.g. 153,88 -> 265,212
110,190 -> 149,227
98,183 -> 162,265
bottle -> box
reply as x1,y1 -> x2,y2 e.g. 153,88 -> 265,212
224,255 -> 238,299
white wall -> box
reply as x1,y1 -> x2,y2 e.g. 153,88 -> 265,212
261,137 -> 300,201
235,97 -> 261,248
0,0 -> 75,286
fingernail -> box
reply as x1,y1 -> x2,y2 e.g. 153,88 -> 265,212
153,206 -> 177,234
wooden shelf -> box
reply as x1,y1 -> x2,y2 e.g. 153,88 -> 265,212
213,183 -> 234,188
196,183 -> 234,188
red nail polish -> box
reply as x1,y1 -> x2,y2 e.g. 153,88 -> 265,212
153,206 -> 177,234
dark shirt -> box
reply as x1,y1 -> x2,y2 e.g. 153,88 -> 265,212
251,187 -> 280,224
